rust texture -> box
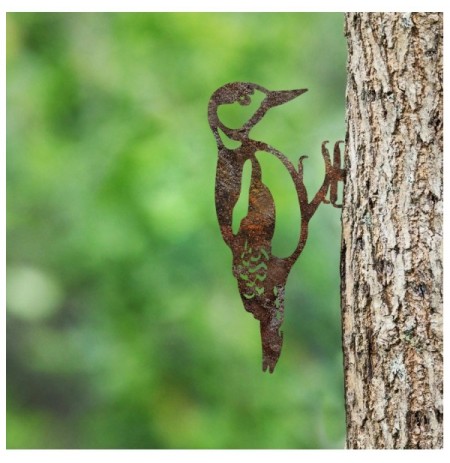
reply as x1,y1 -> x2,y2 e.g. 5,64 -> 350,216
208,82 -> 344,372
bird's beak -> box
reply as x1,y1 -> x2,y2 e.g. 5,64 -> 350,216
267,88 -> 308,107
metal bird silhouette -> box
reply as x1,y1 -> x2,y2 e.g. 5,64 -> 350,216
208,82 -> 344,373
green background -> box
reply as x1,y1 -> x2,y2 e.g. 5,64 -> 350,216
7,13 -> 347,449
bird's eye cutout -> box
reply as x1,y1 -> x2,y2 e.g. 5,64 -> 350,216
239,95 -> 251,106
217,91 -> 265,130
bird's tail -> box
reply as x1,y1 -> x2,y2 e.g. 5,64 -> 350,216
260,319 -> 284,373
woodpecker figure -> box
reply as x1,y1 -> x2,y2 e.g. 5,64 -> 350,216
208,82 -> 344,373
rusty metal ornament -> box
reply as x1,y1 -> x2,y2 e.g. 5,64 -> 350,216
208,82 -> 344,373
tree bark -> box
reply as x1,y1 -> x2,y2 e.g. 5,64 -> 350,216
341,13 -> 443,449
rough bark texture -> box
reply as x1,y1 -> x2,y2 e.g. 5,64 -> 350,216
342,13 -> 443,449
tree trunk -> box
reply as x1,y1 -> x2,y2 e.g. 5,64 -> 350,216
341,13 -> 443,449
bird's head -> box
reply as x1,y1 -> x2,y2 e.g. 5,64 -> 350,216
208,81 -> 307,146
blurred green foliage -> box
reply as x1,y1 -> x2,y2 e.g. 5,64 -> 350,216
6,13 -> 347,448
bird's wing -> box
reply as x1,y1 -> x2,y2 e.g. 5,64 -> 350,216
238,156 -> 276,245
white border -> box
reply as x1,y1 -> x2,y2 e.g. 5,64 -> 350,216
2,3 -> 449,462
0,1 -> 447,13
